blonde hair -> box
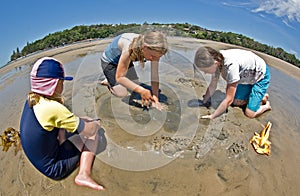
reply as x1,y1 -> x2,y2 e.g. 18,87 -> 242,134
129,31 -> 168,66
28,92 -> 64,108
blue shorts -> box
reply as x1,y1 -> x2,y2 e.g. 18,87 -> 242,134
234,65 -> 270,112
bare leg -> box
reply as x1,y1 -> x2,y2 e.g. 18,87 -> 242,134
100,79 -> 109,86
110,85 -> 128,97
68,134 -> 86,151
245,100 -> 272,118
100,79 -> 128,97
75,151 -> 105,191
100,79 -> 113,93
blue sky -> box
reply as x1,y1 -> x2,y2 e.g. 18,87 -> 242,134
1,0 -> 300,67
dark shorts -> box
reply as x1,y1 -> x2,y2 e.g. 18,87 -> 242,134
101,59 -> 139,87
55,128 -> 107,180
53,139 -> 81,180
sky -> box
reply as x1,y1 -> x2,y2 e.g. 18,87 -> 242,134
1,0 -> 300,68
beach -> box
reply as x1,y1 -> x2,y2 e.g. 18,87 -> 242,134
0,37 -> 300,196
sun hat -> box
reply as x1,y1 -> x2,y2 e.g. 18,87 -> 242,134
31,57 -> 73,80
30,57 -> 73,96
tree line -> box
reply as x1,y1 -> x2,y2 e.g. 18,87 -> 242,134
10,23 -> 300,68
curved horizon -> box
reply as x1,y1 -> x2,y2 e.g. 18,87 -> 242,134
0,0 -> 299,67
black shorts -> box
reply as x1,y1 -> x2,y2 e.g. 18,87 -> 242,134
101,59 -> 139,87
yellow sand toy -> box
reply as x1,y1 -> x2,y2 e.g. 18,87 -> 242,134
250,122 -> 272,156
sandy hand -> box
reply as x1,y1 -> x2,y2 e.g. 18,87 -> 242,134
151,95 -> 162,111
151,101 -> 162,111
140,88 -> 154,107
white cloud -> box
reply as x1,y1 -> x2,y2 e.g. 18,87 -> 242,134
253,0 -> 300,23
221,1 -> 253,7
282,19 -> 296,29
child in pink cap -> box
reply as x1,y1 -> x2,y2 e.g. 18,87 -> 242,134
20,57 -> 106,191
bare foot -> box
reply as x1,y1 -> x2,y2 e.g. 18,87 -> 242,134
99,79 -> 113,93
100,79 -> 109,86
261,93 -> 269,105
265,100 -> 272,111
75,174 -> 105,191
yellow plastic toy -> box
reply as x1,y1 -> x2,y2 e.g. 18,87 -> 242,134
250,122 -> 272,156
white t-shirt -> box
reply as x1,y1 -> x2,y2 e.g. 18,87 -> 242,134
220,49 -> 266,84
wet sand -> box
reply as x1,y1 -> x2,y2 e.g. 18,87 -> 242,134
0,37 -> 300,196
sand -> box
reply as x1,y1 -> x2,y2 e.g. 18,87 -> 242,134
0,37 -> 300,196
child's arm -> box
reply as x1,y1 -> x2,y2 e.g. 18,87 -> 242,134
202,82 -> 237,119
203,74 -> 219,103
151,61 -> 159,98
116,51 -> 154,104
150,61 -> 162,110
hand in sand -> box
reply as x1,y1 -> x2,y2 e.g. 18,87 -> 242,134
152,101 -> 162,111
140,88 -> 155,109
151,95 -> 162,111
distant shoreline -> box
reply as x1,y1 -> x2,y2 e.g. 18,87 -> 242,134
1,37 -> 299,81
0,39 -> 108,73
